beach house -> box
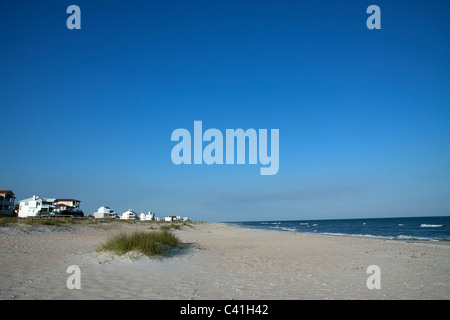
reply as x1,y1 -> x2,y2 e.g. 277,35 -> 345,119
54,199 -> 83,216
120,209 -> 137,220
164,215 -> 181,222
18,195 -> 56,217
0,190 -> 16,216
139,211 -> 155,221
18,195 -> 83,218
93,206 -> 117,219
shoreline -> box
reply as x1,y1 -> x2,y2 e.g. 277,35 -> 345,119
1,221 -> 449,300
228,222 -> 450,245
224,216 -> 450,243
232,225 -> 450,246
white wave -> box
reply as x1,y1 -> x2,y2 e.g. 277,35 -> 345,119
269,226 -> 297,232
420,224 -> 445,228
281,227 -> 297,232
302,231 -> 445,241
397,235 -> 439,241
299,223 -> 309,225
319,232 -> 395,240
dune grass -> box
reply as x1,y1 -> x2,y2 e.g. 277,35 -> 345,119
23,218 -> 76,226
0,217 -> 93,227
99,229 -> 181,257
0,217 -> 17,227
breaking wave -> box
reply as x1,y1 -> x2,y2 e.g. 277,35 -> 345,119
420,224 -> 445,228
231,217 -> 450,241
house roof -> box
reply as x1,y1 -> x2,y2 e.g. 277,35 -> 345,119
0,190 -> 15,195
95,206 -> 115,214
19,196 -> 56,203
19,196 -> 40,202
56,199 -> 81,202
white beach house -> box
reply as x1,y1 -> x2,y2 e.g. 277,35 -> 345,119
164,215 -> 181,222
120,209 -> 137,220
93,206 -> 117,219
18,195 -> 83,218
139,211 -> 155,221
18,195 -> 56,217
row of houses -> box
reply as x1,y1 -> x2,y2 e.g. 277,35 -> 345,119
93,206 -> 189,222
1,190 -> 191,222
1,191 -> 84,218
93,206 -> 158,221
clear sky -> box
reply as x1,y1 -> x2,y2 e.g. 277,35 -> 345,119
1,1 -> 449,222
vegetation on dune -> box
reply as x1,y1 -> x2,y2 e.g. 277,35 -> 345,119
0,217 -> 194,257
99,230 -> 181,256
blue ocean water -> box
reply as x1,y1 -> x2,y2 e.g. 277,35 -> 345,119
229,216 -> 450,241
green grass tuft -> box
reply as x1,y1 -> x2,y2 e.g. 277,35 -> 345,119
159,224 -> 181,231
0,217 -> 17,227
99,230 -> 181,256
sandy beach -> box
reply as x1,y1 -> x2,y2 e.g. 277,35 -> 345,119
0,220 -> 449,300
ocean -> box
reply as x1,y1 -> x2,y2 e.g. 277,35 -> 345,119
229,216 -> 450,242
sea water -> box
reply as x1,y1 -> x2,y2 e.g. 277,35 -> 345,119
230,216 -> 450,241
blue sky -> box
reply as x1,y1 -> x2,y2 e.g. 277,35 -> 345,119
1,1 -> 449,221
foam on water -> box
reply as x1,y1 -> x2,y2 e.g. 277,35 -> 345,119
230,216 -> 450,241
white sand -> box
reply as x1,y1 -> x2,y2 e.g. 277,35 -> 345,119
0,221 -> 449,300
